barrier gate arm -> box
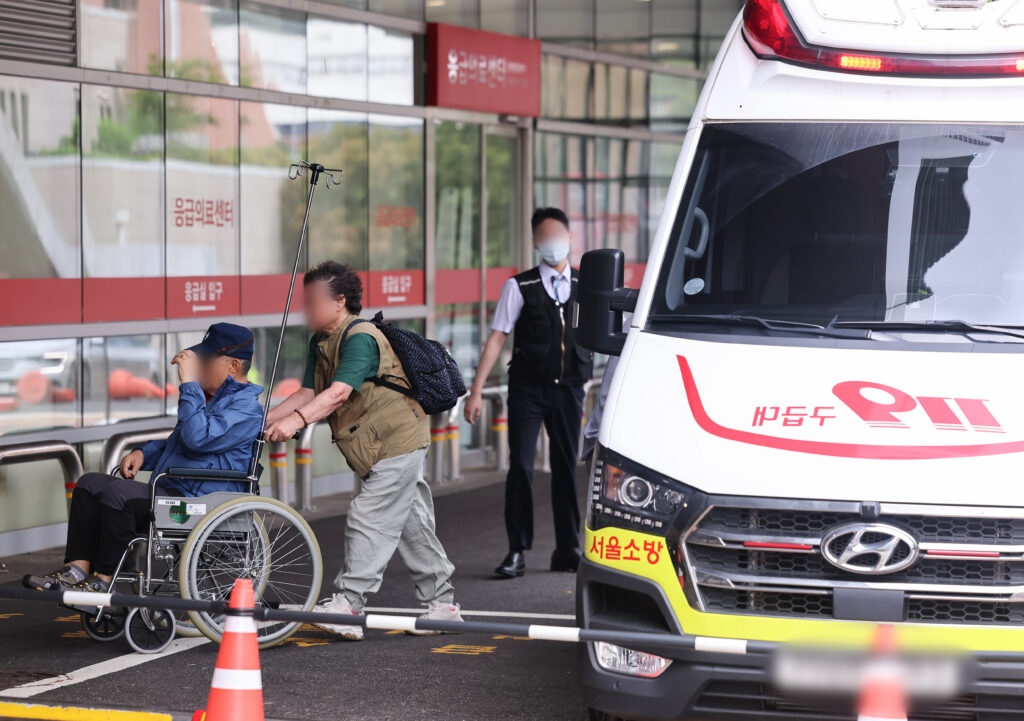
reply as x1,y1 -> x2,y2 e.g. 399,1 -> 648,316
0,586 -> 770,658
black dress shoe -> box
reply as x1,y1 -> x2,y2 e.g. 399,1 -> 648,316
494,551 -> 526,578
550,548 -> 582,572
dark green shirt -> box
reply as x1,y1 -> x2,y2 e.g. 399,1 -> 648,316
302,332 -> 380,390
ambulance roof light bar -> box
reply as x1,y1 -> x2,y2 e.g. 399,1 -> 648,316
743,0 -> 1024,76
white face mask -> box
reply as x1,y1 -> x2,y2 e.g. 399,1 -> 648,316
536,238 -> 571,266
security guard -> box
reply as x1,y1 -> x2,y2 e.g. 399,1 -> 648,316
465,207 -> 593,578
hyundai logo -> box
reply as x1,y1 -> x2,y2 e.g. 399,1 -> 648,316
821,522 -> 919,575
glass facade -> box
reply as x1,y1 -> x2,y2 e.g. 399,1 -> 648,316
0,0 -> 738,547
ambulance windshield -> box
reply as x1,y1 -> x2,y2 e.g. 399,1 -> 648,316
651,122 -> 1024,332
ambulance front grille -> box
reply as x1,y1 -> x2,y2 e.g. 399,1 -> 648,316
683,503 -> 1024,626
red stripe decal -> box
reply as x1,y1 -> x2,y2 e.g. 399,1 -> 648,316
295,448 -> 312,454
677,355 -> 1024,460
743,541 -> 814,550
269,453 -> 287,459
925,549 -> 1000,558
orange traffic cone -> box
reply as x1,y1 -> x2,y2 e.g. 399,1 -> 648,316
857,625 -> 907,721
194,579 -> 264,721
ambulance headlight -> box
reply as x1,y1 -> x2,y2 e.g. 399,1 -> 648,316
619,476 -> 653,507
590,447 -> 691,531
594,641 -> 672,678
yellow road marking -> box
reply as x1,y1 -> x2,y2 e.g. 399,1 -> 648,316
492,634 -> 531,641
60,631 -> 88,640
54,615 -> 78,623
280,636 -> 333,648
0,701 -> 172,720
0,613 -> 23,620
431,644 -> 496,656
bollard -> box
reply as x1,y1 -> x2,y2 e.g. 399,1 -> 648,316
539,429 -> 551,473
268,441 -> 289,503
487,391 -> 509,472
295,423 -> 317,511
429,414 -> 447,484
480,385 -> 509,472
445,398 -> 464,483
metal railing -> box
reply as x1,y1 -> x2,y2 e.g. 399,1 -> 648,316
0,379 -> 603,549
99,426 -> 176,477
0,441 -> 85,512
426,377 -> 603,485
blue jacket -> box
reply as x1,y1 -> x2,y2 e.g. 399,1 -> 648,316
135,376 -> 265,495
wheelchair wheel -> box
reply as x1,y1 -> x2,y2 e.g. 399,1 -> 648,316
125,607 -> 176,654
81,608 -> 127,642
173,613 -> 203,637
179,496 -> 322,649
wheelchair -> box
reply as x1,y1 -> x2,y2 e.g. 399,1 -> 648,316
73,449 -> 323,654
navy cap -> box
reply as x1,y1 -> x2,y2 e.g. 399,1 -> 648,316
187,322 -> 255,360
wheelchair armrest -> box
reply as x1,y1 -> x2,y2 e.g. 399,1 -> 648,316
165,467 -> 252,480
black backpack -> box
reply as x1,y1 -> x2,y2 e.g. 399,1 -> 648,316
341,312 -> 466,415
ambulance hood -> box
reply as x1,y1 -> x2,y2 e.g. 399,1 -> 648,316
603,331 -> 1024,506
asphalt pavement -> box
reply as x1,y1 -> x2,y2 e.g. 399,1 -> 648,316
0,468 -> 591,721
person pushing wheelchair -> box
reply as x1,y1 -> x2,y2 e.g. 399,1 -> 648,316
23,323 -> 264,599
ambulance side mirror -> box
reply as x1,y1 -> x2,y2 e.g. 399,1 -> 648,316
573,249 -> 638,356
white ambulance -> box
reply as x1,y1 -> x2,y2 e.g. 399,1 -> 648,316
573,0 -> 1024,718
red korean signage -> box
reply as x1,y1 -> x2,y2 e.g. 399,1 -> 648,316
426,23 -> 542,117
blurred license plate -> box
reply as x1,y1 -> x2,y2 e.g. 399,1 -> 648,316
772,647 -> 965,698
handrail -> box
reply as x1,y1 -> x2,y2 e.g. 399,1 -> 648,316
423,378 -> 602,484
0,441 -> 84,512
100,426 -> 175,476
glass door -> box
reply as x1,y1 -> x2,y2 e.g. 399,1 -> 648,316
432,120 -> 523,463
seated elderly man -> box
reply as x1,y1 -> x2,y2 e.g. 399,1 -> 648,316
24,322 -> 264,596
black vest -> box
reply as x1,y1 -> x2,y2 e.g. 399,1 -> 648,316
508,266 -> 593,386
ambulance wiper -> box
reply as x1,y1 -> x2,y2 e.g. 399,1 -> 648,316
833,319 -> 1024,341
671,314 -> 868,339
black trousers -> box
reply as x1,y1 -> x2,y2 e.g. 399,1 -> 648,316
64,472 -> 178,575
505,381 -> 585,554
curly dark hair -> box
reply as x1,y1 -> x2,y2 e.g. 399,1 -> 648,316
303,260 -> 363,314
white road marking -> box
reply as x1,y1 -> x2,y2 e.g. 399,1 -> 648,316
0,638 -> 209,698
363,607 -> 575,621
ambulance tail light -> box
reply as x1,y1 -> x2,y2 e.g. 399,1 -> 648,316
743,0 -> 1024,77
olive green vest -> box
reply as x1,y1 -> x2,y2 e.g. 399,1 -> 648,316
312,316 -> 429,478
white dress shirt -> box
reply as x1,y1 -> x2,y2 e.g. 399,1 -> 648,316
491,263 -> 573,334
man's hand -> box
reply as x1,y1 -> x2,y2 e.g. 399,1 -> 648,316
171,349 -> 200,384
267,412 -> 304,442
120,449 -> 144,479
464,391 -> 483,425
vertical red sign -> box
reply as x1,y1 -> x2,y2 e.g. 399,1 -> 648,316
426,23 -> 542,117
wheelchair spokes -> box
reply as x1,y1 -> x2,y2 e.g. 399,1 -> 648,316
180,497 -> 322,649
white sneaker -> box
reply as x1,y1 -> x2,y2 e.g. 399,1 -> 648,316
405,600 -> 464,636
311,593 -> 364,640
